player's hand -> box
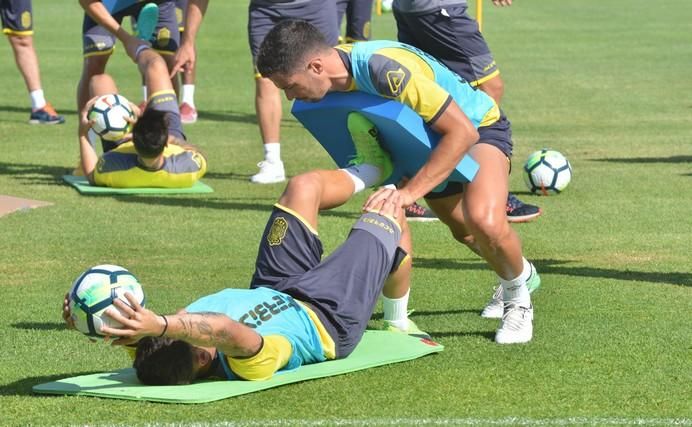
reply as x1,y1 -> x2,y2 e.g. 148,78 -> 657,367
171,41 -> 196,77
363,187 -> 415,219
492,0 -> 512,6
62,292 -> 75,329
129,101 -> 142,118
101,292 -> 166,345
78,96 -> 100,138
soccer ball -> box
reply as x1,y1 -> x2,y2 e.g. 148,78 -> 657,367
381,0 -> 393,12
523,149 -> 572,195
68,264 -> 145,338
87,94 -> 135,142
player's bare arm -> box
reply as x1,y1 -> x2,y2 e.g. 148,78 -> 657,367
363,101 -> 478,215
172,0 -> 209,76
102,293 -> 263,358
77,95 -> 102,184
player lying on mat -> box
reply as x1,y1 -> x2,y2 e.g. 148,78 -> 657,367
78,46 -> 206,188
63,133 -> 421,384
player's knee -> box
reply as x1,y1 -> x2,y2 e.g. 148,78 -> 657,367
279,172 -> 321,206
465,208 -> 508,248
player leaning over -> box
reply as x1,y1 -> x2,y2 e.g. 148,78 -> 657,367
78,46 -> 206,188
256,21 -> 539,344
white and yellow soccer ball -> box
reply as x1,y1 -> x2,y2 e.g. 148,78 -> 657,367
87,94 -> 135,142
68,264 -> 145,339
523,149 -> 572,195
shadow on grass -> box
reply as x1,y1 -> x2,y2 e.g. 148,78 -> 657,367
0,371 -> 100,397
195,110 -> 301,128
591,155 -> 692,164
12,322 -> 65,331
0,161 -> 68,185
414,257 -> 691,287
0,104 -> 78,116
428,330 -> 496,340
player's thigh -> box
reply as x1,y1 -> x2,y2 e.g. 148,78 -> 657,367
461,143 -> 510,228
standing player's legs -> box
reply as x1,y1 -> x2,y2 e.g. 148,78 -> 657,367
78,12 -> 120,114
247,1 -> 338,185
2,0 -> 63,124
344,0 -> 373,42
148,1 -> 181,103
175,0 -> 197,124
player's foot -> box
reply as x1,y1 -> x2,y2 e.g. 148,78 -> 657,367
495,303 -> 533,344
180,102 -> 198,124
136,3 -> 159,41
384,318 -> 431,340
506,193 -> 542,223
405,202 -> 438,222
346,112 -> 393,186
250,160 -> 285,184
29,102 -> 65,125
481,265 -> 541,319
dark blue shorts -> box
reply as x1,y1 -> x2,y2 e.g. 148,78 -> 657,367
425,112 -> 513,199
394,4 -> 498,87
83,0 -> 179,57
248,0 -> 339,67
1,0 -> 32,35
250,205 -> 402,358
336,0 -> 373,42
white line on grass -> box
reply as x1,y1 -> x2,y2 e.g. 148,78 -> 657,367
144,417 -> 692,427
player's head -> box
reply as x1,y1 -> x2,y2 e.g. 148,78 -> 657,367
256,20 -> 333,102
134,337 -> 214,385
132,108 -> 169,159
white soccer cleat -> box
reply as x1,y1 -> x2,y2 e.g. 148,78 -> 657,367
495,303 -> 533,344
481,286 -> 504,319
250,160 -> 285,184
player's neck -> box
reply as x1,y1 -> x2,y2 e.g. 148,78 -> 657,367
326,49 -> 351,91
137,155 -> 164,170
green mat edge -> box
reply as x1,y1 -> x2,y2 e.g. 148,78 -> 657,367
62,175 -> 214,195
33,331 -> 443,404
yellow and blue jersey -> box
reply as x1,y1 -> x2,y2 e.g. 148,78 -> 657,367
336,40 -> 500,128
185,287 -> 331,381
93,141 -> 206,188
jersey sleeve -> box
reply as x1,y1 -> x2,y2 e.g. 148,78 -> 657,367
227,334 -> 293,381
367,53 -> 452,124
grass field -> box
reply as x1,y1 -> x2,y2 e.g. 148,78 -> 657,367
1,1 -> 691,426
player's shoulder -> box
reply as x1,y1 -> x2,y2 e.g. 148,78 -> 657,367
366,51 -> 412,98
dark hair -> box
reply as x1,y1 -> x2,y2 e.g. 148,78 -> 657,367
134,337 -> 195,385
132,108 -> 169,158
256,20 -> 330,77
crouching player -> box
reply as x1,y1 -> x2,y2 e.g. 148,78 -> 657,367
78,46 -> 206,188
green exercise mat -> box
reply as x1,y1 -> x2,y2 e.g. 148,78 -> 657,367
62,175 -> 213,195
33,331 -> 443,403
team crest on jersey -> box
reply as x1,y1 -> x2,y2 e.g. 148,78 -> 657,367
267,217 -> 288,246
386,68 -> 407,96
21,11 -> 32,29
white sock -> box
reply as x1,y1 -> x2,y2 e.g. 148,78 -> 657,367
382,289 -> 410,330
341,164 -> 382,193
181,84 -> 196,107
142,85 -> 148,102
30,89 -> 46,110
499,257 -> 532,305
263,142 -> 281,163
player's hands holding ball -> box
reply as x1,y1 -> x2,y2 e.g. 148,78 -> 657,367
101,293 -> 167,346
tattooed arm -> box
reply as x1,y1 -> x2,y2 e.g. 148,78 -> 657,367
101,293 -> 263,358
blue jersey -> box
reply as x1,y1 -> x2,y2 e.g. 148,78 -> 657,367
185,287 -> 326,379
339,40 -> 500,128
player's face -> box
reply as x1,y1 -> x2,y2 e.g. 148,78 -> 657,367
271,65 -> 329,103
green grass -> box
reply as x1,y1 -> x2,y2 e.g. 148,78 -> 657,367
1,1 -> 691,425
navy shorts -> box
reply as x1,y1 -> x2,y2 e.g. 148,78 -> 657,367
425,112 -> 513,199
250,205 -> 402,358
336,0 -> 373,42
248,0 -> 339,68
394,4 -> 498,86
1,0 -> 32,35
83,0 -> 179,57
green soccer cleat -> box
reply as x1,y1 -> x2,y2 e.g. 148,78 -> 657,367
346,112 -> 393,187
384,318 -> 431,340
136,3 -> 159,41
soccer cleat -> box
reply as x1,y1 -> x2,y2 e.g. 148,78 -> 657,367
346,112 -> 393,186
405,202 -> 439,222
250,160 -> 285,184
135,3 -> 159,41
29,102 -> 65,125
384,318 -> 431,340
506,193 -> 542,223
481,264 -> 541,319
495,303 -> 533,344
180,102 -> 198,124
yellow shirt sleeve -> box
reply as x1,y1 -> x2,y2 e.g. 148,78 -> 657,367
227,335 -> 293,381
